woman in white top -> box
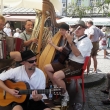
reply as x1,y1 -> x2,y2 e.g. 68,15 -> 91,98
99,27 -> 108,58
3,23 -> 12,37
13,28 -> 20,38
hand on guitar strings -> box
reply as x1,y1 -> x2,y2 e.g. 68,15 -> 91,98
9,89 -> 21,98
32,90 -> 43,101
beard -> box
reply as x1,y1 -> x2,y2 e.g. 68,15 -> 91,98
28,67 -> 35,71
28,64 -> 36,71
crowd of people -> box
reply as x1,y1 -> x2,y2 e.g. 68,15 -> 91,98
0,13 -> 110,110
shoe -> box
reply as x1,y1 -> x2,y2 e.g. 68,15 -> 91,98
61,96 -> 69,107
102,98 -> 110,105
101,89 -> 109,94
72,103 -> 83,110
106,52 -> 110,55
62,91 -> 69,102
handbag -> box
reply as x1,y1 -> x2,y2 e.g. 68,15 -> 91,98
101,38 -> 106,45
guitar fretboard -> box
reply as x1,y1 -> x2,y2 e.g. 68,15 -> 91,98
19,89 -> 50,95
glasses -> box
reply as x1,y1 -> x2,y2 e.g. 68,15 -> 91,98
26,59 -> 37,64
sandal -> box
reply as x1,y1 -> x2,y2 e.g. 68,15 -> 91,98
101,89 -> 109,94
102,98 -> 110,105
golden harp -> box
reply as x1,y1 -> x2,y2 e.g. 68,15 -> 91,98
30,0 -> 62,77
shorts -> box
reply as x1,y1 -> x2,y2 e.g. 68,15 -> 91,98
51,60 -> 83,78
51,62 -> 66,72
62,60 -> 83,78
11,99 -> 49,110
91,41 -> 99,57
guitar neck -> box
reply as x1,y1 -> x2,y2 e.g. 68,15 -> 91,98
19,89 -> 50,95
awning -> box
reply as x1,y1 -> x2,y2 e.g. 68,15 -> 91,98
56,17 -> 110,26
4,15 -> 36,21
0,0 -> 62,13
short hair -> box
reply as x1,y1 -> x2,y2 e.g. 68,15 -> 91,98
0,15 -> 5,22
25,19 -> 33,25
59,23 -> 69,31
16,28 -> 20,32
87,20 -> 93,25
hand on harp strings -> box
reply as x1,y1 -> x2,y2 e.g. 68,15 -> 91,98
47,38 -> 53,45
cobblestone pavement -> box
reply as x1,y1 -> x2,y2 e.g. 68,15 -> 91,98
85,48 -> 110,110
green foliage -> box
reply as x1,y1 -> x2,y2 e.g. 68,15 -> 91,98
64,0 -> 110,18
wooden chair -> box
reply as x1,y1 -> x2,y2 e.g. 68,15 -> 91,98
66,56 -> 90,102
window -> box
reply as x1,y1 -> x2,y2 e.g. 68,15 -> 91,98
90,0 -> 94,6
63,3 -> 66,7
62,0 -> 66,3
76,0 -> 81,6
62,8 -> 66,16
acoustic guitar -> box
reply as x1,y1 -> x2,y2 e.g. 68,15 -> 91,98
58,42 -> 71,64
0,80 -> 64,106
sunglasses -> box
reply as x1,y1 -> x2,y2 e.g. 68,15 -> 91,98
26,59 -> 37,64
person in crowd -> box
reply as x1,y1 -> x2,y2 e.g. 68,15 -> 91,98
46,23 -> 70,105
0,15 -> 7,39
19,19 -> 38,50
3,23 -> 12,37
13,28 -> 20,38
85,20 -> 104,74
101,73 -> 110,105
0,50 -> 51,110
98,27 -> 109,58
44,20 -> 93,104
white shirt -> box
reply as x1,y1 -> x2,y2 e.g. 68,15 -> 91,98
69,35 -> 93,63
3,28 -> 11,37
0,65 -> 46,99
14,32 -> 20,38
85,25 -> 104,42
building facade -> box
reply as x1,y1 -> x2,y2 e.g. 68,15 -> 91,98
59,0 -> 110,17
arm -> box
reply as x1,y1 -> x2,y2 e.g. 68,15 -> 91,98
0,70 -> 21,97
65,33 -> 81,57
88,28 -> 94,40
0,80 -> 20,97
31,70 -> 46,101
48,38 -> 63,52
0,80 -> 10,93
23,38 -> 38,47
19,32 -> 38,47
32,90 -> 43,101
89,35 -> 93,40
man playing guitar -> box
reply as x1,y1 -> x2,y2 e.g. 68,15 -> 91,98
0,50 -> 51,110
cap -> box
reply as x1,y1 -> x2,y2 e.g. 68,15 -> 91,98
74,20 -> 87,28
59,23 -> 69,31
21,50 -> 39,62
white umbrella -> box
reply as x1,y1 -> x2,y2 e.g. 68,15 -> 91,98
0,0 -> 62,14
